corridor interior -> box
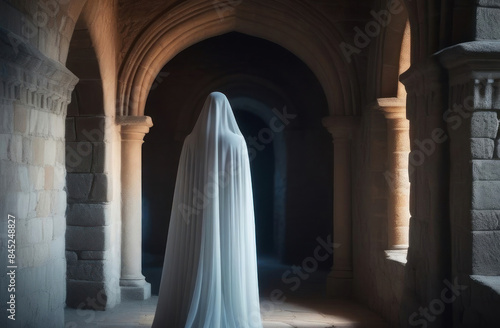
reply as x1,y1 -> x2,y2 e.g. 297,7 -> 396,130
4,0 -> 500,327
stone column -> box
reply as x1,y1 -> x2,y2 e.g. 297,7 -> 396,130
375,98 -> 410,250
323,116 -> 359,297
118,116 -> 153,300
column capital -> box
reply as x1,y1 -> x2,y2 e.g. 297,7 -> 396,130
118,115 -> 153,140
322,115 -> 360,140
371,97 -> 407,120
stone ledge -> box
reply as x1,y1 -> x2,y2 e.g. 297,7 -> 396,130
471,275 -> 500,298
0,26 -> 79,108
384,249 -> 407,266
438,41 -> 500,70
467,275 -> 500,324
117,115 -> 153,127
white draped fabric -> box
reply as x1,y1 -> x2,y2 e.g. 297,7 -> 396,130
152,92 -> 263,328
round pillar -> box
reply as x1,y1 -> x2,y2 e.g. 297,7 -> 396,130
376,98 -> 410,250
118,116 -> 153,300
323,115 -> 359,297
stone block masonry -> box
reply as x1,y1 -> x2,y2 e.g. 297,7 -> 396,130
65,88 -> 116,308
0,20 -> 78,328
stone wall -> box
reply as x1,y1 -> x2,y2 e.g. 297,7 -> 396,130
353,107 -> 406,327
64,20 -> 120,309
0,16 -> 78,328
439,42 -> 500,327
398,60 -> 452,327
65,110 -> 118,309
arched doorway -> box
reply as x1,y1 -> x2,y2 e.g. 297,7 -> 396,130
141,32 -> 332,295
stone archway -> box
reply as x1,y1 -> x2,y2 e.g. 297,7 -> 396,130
117,0 -> 360,118
140,31 -> 333,278
118,1 -> 354,302
349,1 -> 411,324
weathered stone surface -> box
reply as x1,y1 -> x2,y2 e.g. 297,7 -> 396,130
30,109 -> 50,135
496,139 -> 500,158
33,242 -> 50,267
471,138 -> 495,159
67,260 -> 105,281
25,218 -> 43,244
92,142 -> 106,173
472,210 -> 500,231
9,134 -> 22,163
44,166 -> 54,190
14,103 -> 29,134
0,12 -> 78,328
0,135 -> 9,161
471,112 -> 499,138
66,251 -> 78,263
55,140 -> 65,165
42,216 -> 54,242
66,142 -> 93,172
89,173 -> 112,202
66,226 -> 109,251
472,160 -> 500,181
3,191 -> 29,221
51,114 -> 66,139
472,231 -> 500,275
44,139 -> 57,165
22,136 -> 32,163
17,164 -> 30,191
39,111 -> 50,136
0,101 -> 13,133
53,166 -> 66,190
53,210 -> 66,239
33,137 -> 46,166
27,191 -> 38,219
476,6 -> 500,40
49,233 -> 66,257
67,203 -> 111,227
472,181 -> 500,210
36,190 -> 52,217
66,173 -> 93,201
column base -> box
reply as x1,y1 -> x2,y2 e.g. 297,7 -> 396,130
327,271 -> 353,298
121,282 -> 151,300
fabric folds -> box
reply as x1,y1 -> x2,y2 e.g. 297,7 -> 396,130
152,92 -> 262,328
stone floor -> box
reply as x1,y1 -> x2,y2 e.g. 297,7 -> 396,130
65,256 -> 388,327
65,295 -> 389,328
